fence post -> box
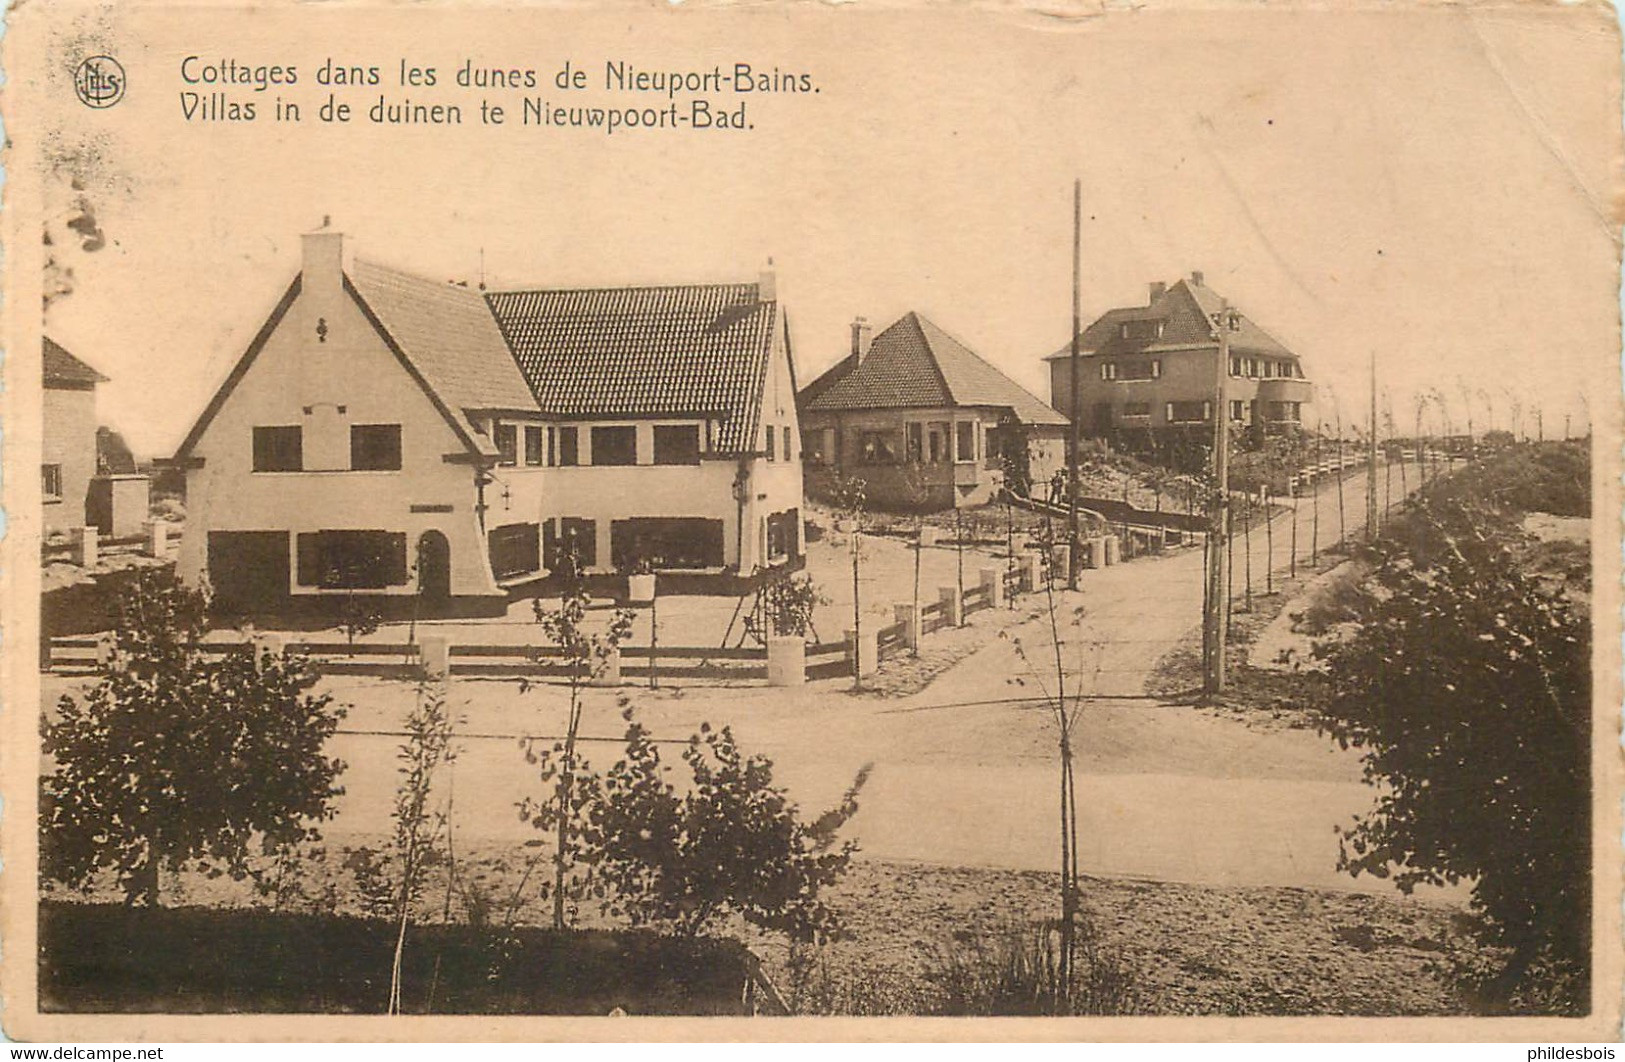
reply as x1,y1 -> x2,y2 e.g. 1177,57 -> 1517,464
766,636 -> 806,687
146,521 -> 169,558
1104,535 -> 1121,565
1079,537 -> 1099,569
252,632 -> 285,672
420,635 -> 451,679
74,526 -> 99,568
845,627 -> 878,678
938,585 -> 964,628
979,567 -> 1003,609
1020,551 -> 1043,592
591,645 -> 623,687
894,602 -> 921,651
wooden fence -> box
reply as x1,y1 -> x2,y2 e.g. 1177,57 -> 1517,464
45,556 -> 1053,687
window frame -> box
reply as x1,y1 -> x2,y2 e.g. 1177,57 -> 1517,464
295,529 -> 408,589
557,426 -> 580,467
42,463 -> 63,502
493,423 -> 519,467
349,423 -> 403,472
252,425 -> 304,473
523,425 -> 545,467
955,420 -> 976,462
653,424 -> 702,466
590,425 -> 638,467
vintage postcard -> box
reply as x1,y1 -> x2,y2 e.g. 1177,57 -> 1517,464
2,0 -> 1620,1042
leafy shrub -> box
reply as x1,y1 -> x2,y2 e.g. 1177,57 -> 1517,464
42,569 -> 346,906
574,719 -> 868,944
1314,484 -> 1589,1013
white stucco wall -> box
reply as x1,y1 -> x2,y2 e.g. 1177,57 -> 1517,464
43,385 -> 98,534
178,251 -> 501,601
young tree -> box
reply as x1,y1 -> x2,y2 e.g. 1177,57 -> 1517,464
338,590 -> 384,655
1315,480 -> 1590,1012
523,572 -> 635,930
901,460 -> 935,652
42,569 -> 346,906
383,683 -> 458,1015
831,475 -> 869,687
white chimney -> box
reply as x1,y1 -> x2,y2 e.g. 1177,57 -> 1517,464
1190,270 -> 1205,287
851,316 -> 874,361
301,224 -> 346,301
297,224 -> 348,404
757,266 -> 777,303
1149,281 -> 1167,304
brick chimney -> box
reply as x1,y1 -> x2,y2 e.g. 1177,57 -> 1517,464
1190,270 -> 1205,287
1149,281 -> 1167,304
851,316 -> 874,361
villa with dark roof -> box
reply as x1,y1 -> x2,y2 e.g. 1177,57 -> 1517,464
1046,272 -> 1313,461
798,312 -> 1068,511
172,227 -> 802,618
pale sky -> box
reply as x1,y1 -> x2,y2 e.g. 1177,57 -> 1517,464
27,3 -> 1621,457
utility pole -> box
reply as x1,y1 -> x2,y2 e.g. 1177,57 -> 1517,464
1203,299 -> 1234,695
1366,351 -> 1379,541
1067,179 -> 1083,591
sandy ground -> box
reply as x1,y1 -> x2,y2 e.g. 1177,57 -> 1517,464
42,462 -> 1460,899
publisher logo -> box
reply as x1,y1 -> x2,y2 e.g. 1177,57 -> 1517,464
74,55 -> 125,109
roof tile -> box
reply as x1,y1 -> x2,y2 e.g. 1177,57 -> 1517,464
43,337 -> 108,386
485,283 -> 776,452
804,312 -> 1067,426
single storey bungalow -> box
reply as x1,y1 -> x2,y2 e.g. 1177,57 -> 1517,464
798,312 -> 1068,510
172,226 -> 802,619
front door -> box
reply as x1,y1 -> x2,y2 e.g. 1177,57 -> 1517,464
416,531 -> 451,600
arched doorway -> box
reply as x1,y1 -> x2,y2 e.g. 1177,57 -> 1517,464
417,531 -> 451,601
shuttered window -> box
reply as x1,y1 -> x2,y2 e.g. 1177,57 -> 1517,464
295,530 -> 407,588
489,523 -> 541,580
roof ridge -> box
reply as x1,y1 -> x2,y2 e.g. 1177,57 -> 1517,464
915,312 -> 1064,419
908,312 -> 958,405
487,279 -> 760,298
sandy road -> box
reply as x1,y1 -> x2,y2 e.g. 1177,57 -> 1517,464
296,461 -> 1468,899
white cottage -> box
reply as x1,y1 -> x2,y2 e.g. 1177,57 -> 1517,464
172,228 -> 803,619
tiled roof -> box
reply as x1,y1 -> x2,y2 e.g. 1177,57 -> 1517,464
349,260 -> 539,448
1044,278 -> 1297,361
803,312 -> 1068,427
485,283 -> 776,453
43,337 -> 108,387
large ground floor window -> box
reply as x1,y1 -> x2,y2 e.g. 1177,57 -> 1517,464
296,530 -> 408,589
488,522 -> 541,580
544,517 -> 599,574
610,517 -> 725,571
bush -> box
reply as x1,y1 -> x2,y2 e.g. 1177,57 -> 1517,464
42,569 -> 346,906
1314,483 -> 1590,1013
575,720 -> 868,944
